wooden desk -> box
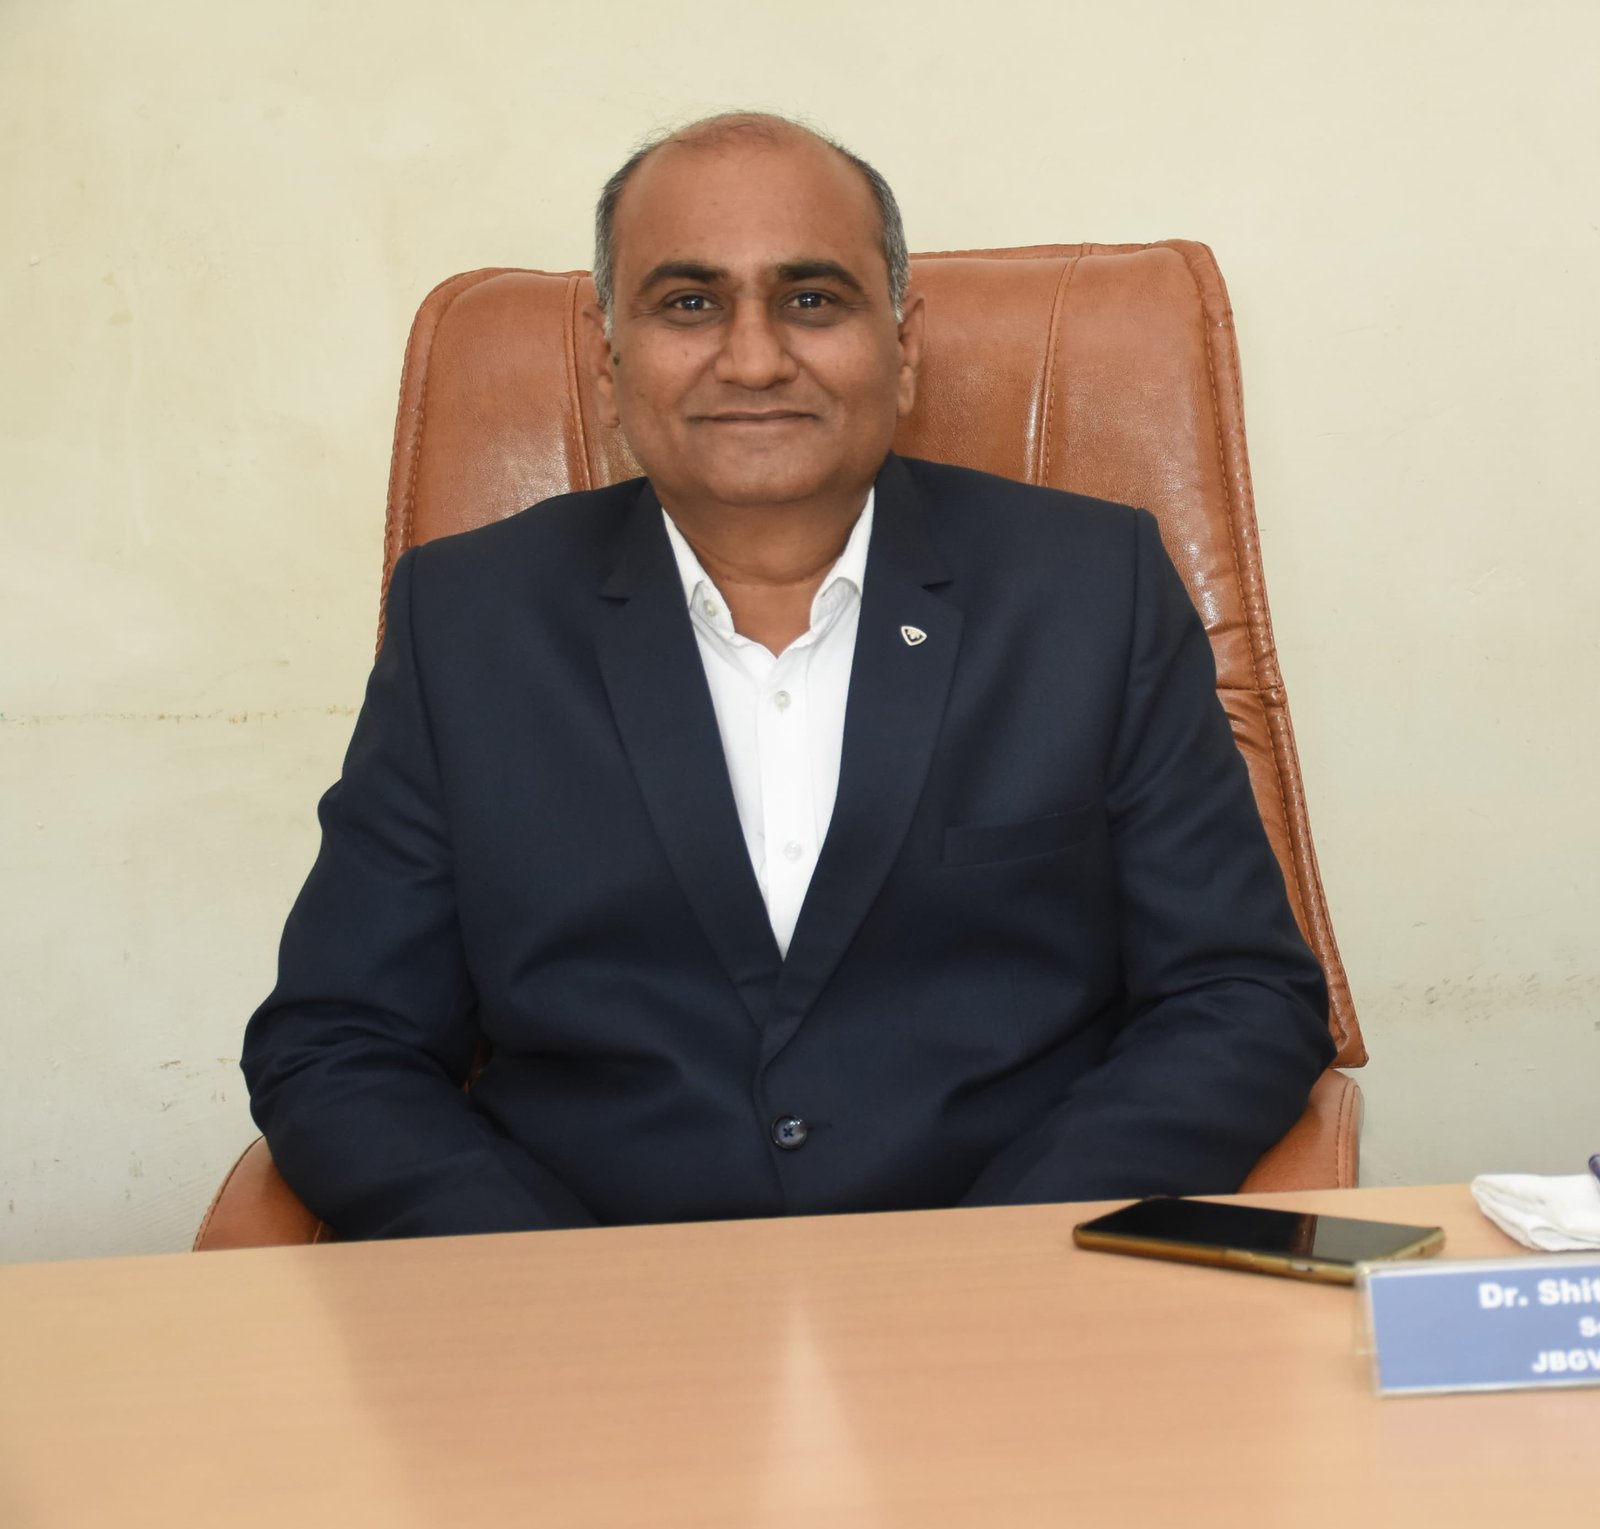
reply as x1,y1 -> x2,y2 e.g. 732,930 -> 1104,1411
0,1185 -> 1592,1527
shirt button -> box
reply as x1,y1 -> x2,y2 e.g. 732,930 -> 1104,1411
783,841 -> 803,862
772,690 -> 791,711
702,598 -> 721,618
771,1116 -> 808,1150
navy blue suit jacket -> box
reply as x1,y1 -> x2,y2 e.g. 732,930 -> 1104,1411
243,455 -> 1333,1239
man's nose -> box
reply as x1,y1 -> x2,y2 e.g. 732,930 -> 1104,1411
713,301 -> 798,389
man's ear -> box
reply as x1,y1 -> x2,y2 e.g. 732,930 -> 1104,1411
895,290 -> 926,419
580,302 -> 620,427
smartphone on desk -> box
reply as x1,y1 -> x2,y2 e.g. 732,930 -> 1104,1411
1072,1197 -> 1446,1285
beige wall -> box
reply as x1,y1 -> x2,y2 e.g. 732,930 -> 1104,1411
3,0 -> 1597,1261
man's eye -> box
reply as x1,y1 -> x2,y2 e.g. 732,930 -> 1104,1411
791,291 -> 832,309
654,292 -> 718,322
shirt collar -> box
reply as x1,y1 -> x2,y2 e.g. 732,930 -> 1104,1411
661,489 -> 875,626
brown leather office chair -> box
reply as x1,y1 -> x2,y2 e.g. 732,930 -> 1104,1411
195,242 -> 1364,1252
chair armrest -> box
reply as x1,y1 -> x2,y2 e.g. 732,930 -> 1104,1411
192,1136 -> 328,1251
1238,1070 -> 1363,1192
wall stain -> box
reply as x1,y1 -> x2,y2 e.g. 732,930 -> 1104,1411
0,706 -> 357,727
1392,972 -> 1600,1028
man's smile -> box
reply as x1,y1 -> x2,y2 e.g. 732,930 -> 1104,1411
694,409 -> 817,425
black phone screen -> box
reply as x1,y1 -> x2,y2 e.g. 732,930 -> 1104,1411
1075,1196 -> 1441,1267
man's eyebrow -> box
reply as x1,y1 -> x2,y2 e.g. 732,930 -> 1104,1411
630,258 -> 870,297
777,260 -> 867,294
635,261 -> 726,293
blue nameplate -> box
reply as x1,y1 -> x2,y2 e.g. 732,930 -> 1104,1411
1362,1256 -> 1600,1395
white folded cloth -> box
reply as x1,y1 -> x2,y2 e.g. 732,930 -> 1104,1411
1471,1171 -> 1600,1252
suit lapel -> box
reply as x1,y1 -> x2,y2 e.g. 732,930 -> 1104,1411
767,457 -> 963,1049
594,486 -> 782,1021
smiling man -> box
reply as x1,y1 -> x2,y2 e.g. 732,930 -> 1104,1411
242,114 -> 1334,1240
589,121 -> 920,658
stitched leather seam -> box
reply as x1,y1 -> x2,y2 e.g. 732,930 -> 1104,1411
397,323 -> 433,568
562,275 -> 596,493
1271,701 -> 1357,1057
1268,710 -> 1334,981
1172,242 -> 1265,698
1270,709 -> 1358,1060
1336,1073 -> 1361,1186
1036,255 -> 1081,485
1171,242 -> 1292,907
191,1137 -> 257,1250
914,243 -> 1145,263
382,286 -> 435,652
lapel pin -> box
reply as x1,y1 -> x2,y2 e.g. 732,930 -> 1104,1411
900,625 -> 927,647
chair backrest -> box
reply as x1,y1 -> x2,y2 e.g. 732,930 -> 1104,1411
380,241 -> 1363,1066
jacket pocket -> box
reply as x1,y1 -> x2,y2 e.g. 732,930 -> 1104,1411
942,806 -> 1103,867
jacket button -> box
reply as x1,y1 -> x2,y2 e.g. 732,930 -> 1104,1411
771,1115 -> 808,1150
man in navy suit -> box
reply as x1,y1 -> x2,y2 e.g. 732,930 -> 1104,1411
243,113 -> 1333,1240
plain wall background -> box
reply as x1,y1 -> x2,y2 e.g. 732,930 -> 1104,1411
3,0 -> 1597,1261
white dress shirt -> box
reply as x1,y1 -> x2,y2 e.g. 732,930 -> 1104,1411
661,493 -> 872,957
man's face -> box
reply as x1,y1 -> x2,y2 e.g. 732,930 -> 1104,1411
588,134 -> 923,516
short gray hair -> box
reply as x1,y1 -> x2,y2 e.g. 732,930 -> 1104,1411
592,113 -> 910,330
